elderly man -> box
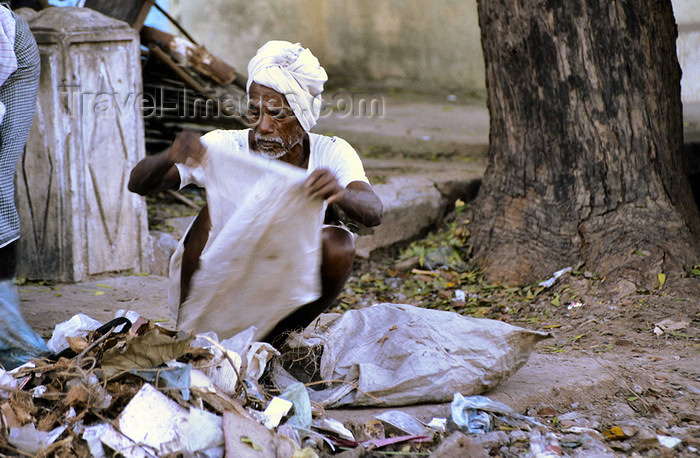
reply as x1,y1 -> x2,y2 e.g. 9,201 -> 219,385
129,41 -> 382,345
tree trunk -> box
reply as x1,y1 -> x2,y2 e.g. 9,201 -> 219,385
471,0 -> 700,290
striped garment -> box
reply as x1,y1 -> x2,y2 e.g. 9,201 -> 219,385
0,8 -> 39,248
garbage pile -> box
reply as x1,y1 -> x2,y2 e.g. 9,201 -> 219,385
0,311 -> 303,456
0,312 -> 439,456
0,303 -> 544,456
1,306 -> 696,456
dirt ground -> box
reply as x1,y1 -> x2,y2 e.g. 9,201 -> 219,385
16,202 -> 699,456
326,207 -> 700,456
12,94 -> 700,456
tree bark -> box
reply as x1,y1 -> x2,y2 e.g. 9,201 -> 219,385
471,0 -> 700,289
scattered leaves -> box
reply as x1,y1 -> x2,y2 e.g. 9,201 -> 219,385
241,437 -> 262,450
657,273 -> 666,289
101,324 -> 193,378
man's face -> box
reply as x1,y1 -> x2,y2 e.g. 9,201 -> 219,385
247,82 -> 305,159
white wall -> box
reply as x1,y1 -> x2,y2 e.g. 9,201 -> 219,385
168,0 -> 485,93
166,1 -> 696,100
673,0 -> 700,103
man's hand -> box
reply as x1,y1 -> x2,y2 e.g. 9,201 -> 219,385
304,170 -> 383,227
128,129 -> 205,196
304,169 -> 345,204
166,129 -> 207,167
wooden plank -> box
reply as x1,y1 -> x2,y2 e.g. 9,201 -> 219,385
141,26 -> 237,85
131,0 -> 155,31
82,0 -> 154,28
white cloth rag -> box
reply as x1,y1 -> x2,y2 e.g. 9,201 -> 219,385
174,146 -> 324,341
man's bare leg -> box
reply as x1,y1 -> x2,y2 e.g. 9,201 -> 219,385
180,204 -> 211,304
263,226 -> 355,347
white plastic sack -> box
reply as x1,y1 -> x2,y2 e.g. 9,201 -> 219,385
273,303 -> 549,407
175,146 -> 324,341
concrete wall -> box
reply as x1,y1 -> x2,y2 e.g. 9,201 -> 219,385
170,1 -> 697,101
673,0 -> 700,103
169,0 -> 485,92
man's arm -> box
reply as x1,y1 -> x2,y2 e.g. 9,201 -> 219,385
304,169 -> 383,227
128,130 -> 205,196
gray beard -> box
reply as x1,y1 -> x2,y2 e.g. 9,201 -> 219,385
252,147 -> 286,159
252,133 -> 287,159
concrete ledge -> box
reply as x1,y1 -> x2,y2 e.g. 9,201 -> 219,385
355,168 -> 483,258
355,176 -> 445,258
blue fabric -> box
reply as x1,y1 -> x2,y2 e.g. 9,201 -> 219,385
0,280 -> 47,369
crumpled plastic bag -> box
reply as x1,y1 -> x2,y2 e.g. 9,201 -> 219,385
174,144 -> 324,341
0,280 -> 48,369
273,303 -> 549,407
280,382 -> 312,432
189,328 -> 279,397
451,394 -> 544,431
8,423 -> 66,455
46,313 -> 102,354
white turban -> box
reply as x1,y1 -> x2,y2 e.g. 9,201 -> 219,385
247,40 -> 328,132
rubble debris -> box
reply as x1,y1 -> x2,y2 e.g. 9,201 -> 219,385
46,313 -> 102,354
425,417 -> 447,433
429,431 -> 488,458
528,429 -> 561,457
653,318 -> 690,336
602,424 -> 637,441
312,418 -> 356,442
470,430 -> 510,450
465,409 -> 490,434
100,322 -> 193,378
566,301 -> 584,310
222,410 -> 297,458
141,26 -> 238,86
538,267 -> 572,288
374,410 -> 429,436
657,434 -> 682,449
328,433 -> 432,450
260,396 -> 293,429
279,382 -> 312,432
1,307 -> 695,456
357,419 -> 385,441
451,394 -> 544,430
0,311 -> 432,456
8,423 -> 66,455
112,383 -> 224,455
